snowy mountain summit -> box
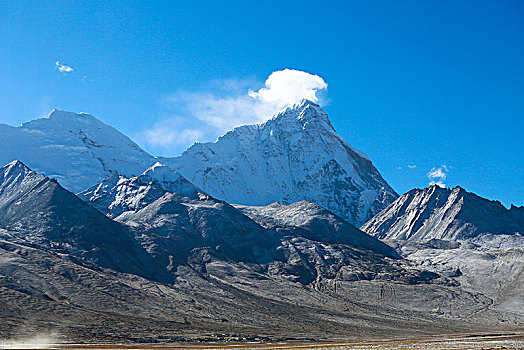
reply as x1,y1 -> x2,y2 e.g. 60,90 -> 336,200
0,109 -> 156,193
167,100 -> 397,226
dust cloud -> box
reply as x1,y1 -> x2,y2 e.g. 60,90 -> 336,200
0,332 -> 60,349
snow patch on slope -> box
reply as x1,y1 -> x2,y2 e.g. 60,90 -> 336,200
79,163 -> 200,218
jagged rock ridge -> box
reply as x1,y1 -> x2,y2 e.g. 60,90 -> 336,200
79,162 -> 201,218
361,185 -> 524,241
360,185 -> 524,318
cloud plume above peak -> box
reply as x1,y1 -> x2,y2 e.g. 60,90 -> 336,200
428,165 -> 449,188
248,69 -> 327,110
139,69 -> 328,155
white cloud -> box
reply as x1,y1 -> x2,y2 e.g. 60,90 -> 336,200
55,61 -> 74,73
37,96 -> 52,118
397,164 -> 417,171
141,118 -> 204,149
174,92 -> 273,131
427,165 -> 449,187
142,69 -> 328,154
174,69 -> 327,132
248,69 -> 327,110
429,180 -> 446,188
428,167 -> 447,180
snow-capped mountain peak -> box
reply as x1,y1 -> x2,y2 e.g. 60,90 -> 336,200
166,100 -> 397,226
274,99 -> 331,126
269,100 -> 370,160
0,110 -> 157,193
23,109 -> 107,132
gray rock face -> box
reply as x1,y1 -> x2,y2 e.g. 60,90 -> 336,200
395,236 -> 524,316
361,185 -> 524,241
119,192 -> 283,267
0,162 -> 521,341
0,161 -> 169,283
361,185 -> 524,322
81,169 -> 426,285
235,200 -> 399,259
80,165 -> 283,267
165,100 -> 398,226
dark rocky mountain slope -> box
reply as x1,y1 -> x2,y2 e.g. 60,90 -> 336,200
0,160 -> 169,282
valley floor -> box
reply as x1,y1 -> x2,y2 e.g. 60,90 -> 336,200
1,333 -> 523,350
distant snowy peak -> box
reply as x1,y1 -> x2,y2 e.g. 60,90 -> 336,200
79,163 -> 201,218
166,99 -> 397,226
25,109 -> 100,128
0,109 -> 157,193
361,185 -> 524,241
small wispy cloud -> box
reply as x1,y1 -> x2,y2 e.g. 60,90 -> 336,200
142,118 -> 204,148
427,165 -> 449,188
140,69 -> 328,154
428,167 -> 447,179
55,61 -> 74,73
396,164 -> 417,170
37,96 -> 52,118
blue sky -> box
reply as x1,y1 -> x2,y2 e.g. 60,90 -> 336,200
1,1 -> 523,207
